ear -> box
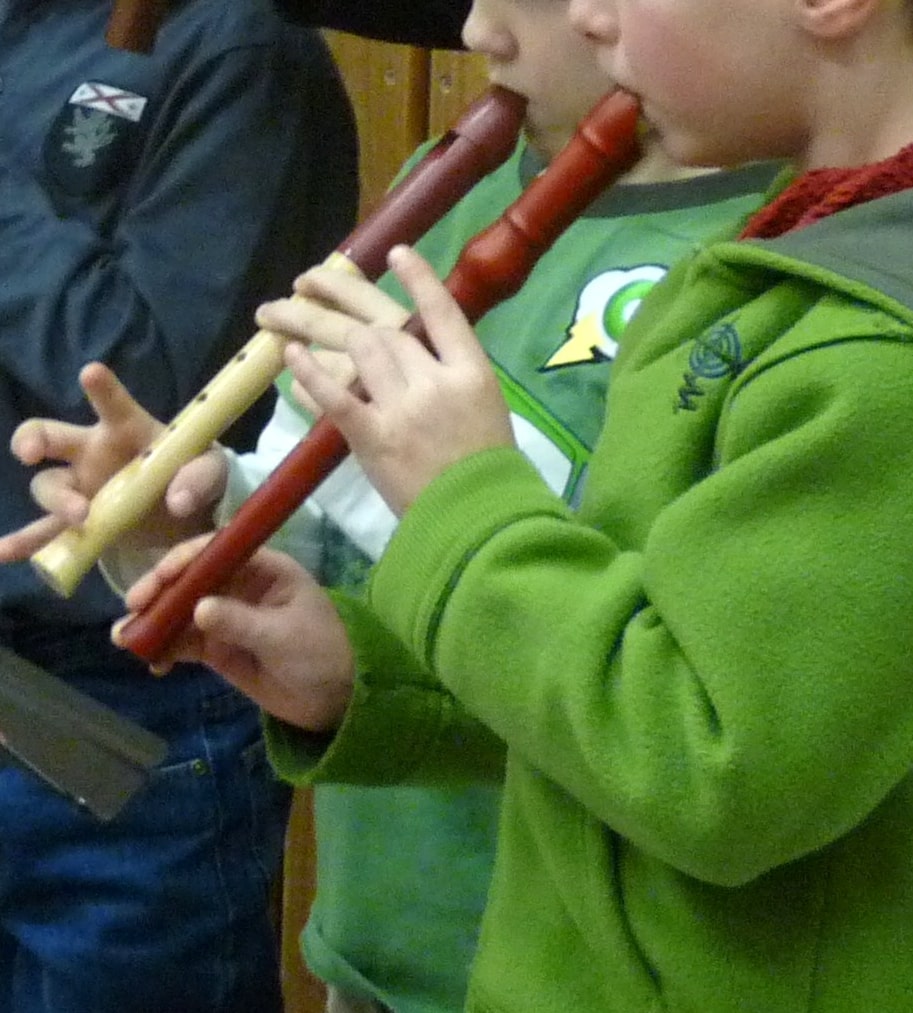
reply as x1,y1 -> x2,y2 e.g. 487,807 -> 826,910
796,0 -> 881,39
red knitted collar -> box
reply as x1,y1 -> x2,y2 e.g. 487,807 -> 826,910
740,142 -> 913,239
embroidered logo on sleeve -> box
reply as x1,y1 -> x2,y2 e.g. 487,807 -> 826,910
43,82 -> 148,197
542,265 -> 667,370
675,322 -> 744,412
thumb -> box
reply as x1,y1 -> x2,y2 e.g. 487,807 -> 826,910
193,594 -> 262,652
167,447 -> 228,519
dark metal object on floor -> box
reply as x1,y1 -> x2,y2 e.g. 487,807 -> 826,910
0,643 -> 167,820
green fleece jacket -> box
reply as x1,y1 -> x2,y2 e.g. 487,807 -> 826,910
269,182 -> 913,1012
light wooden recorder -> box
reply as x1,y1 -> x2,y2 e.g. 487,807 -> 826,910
116,88 -> 642,663
29,85 -> 528,599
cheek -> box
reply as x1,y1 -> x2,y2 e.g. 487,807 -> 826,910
617,9 -> 712,104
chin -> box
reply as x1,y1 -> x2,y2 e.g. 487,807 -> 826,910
657,132 -> 738,169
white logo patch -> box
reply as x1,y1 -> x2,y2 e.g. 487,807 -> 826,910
69,82 -> 148,123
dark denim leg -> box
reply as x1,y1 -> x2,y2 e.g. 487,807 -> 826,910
0,624 -> 292,1013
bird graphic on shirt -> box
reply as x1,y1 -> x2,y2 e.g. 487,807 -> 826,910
543,264 -> 667,369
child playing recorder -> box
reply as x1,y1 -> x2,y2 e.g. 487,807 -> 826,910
238,4 -> 775,1009
0,5 -> 778,1013
10,0 -> 913,1009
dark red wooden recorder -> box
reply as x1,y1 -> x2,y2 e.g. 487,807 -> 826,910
118,89 -> 642,663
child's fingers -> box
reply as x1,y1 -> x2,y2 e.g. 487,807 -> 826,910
166,448 -> 228,519
186,624 -> 263,695
346,325 -> 433,402
29,466 -> 90,523
192,559 -> 355,731
288,348 -> 357,416
0,515 -> 66,563
120,568 -> 168,614
122,533 -> 215,612
255,295 -> 355,351
10,419 -> 87,467
110,612 -> 205,678
293,265 -> 411,328
193,594 -> 260,652
311,347 -> 357,385
387,245 -> 489,367
258,267 -> 412,354
284,342 -> 374,431
78,362 -> 151,428
187,595 -> 301,719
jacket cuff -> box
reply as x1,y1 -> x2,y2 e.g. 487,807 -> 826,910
265,592 -> 504,786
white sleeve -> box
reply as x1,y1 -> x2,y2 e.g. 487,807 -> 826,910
222,399 -> 570,573
218,396 -> 328,573
309,409 -> 569,563
219,393 -> 398,565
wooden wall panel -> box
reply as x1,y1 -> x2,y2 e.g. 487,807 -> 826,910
323,31 -> 430,219
428,50 -> 489,137
323,34 -> 489,219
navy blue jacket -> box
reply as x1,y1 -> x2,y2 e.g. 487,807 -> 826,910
0,0 -> 358,625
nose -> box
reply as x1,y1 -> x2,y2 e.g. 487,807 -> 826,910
568,0 -> 618,44
461,2 -> 518,62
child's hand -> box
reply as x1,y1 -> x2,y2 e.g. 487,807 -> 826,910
115,536 -> 355,732
292,261 -> 413,327
256,264 -> 411,415
282,245 -> 515,516
0,362 -> 229,562
0,363 -> 164,561
161,444 -> 230,523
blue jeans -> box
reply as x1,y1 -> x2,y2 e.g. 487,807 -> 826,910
0,621 -> 292,1012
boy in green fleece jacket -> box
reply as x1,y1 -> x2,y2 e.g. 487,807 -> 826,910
256,5 -> 774,1011
10,0 -> 913,1009
0,6 -> 776,1013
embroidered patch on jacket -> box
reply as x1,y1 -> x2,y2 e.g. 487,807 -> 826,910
675,322 -> 744,412
43,82 -> 147,197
